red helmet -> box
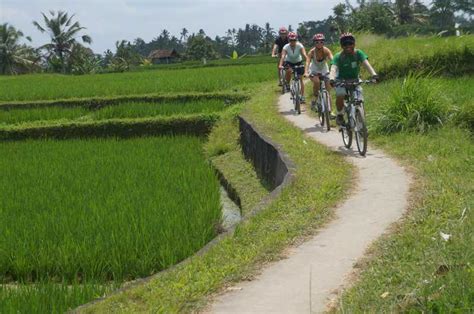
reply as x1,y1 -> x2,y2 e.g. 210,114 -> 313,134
340,32 -> 355,45
279,27 -> 288,34
288,32 -> 297,40
313,33 -> 325,42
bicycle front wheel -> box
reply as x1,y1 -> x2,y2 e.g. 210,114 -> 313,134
355,109 -> 368,156
341,113 -> 352,148
323,91 -> 331,131
294,81 -> 301,114
317,95 -> 324,125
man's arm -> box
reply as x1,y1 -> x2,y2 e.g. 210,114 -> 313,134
279,50 -> 287,68
362,59 -> 377,76
329,64 -> 338,81
272,44 -> 278,57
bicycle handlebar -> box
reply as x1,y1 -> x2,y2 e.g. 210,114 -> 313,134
334,79 -> 375,87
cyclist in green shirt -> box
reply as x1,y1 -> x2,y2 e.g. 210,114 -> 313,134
329,33 -> 378,125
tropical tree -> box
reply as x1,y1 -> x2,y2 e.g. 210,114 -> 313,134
180,28 -> 189,43
0,23 -> 38,74
33,10 -> 92,73
185,34 -> 218,61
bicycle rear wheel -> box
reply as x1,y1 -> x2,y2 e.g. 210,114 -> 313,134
355,108 -> 368,156
341,113 -> 352,148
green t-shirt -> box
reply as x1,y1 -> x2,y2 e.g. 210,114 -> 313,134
331,49 -> 368,79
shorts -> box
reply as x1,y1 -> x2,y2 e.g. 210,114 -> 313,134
284,61 -> 304,75
335,85 -> 364,100
309,62 -> 329,77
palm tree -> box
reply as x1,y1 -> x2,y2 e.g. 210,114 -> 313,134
33,10 -> 92,73
0,23 -> 37,74
180,28 -> 188,43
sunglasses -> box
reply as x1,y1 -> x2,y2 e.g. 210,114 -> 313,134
314,41 -> 324,44
342,42 -> 355,47
289,39 -> 297,41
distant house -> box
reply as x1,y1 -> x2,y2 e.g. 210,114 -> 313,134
148,49 -> 180,64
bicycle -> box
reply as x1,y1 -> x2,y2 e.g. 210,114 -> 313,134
310,73 -> 332,131
288,64 -> 305,114
334,79 -> 374,156
273,54 -> 287,94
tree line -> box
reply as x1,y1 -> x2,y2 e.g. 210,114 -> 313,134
1,0 -> 472,75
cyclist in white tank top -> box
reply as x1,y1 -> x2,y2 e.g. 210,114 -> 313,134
305,33 -> 334,108
278,32 -> 309,102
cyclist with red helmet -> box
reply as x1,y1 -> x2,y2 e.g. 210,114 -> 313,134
305,33 -> 334,108
329,33 -> 378,125
272,27 -> 289,86
279,32 -> 309,103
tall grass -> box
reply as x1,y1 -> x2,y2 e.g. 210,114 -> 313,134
0,136 -> 221,284
0,99 -> 231,126
372,72 -> 450,134
331,34 -> 474,79
0,63 -> 274,102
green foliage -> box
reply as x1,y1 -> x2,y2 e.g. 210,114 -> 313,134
185,34 -> 219,61
33,10 -> 92,74
0,23 -> 38,75
373,72 -> 450,134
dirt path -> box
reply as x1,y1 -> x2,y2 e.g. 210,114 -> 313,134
208,92 -> 411,313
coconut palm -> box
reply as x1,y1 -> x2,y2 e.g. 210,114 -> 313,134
33,10 -> 92,73
0,23 -> 37,74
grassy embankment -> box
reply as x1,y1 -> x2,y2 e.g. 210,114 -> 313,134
338,75 -> 473,312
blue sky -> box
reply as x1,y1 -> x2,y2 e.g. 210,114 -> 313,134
1,0 -> 431,53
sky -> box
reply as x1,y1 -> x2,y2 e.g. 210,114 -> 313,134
1,0 -> 431,53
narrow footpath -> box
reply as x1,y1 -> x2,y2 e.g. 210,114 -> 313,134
208,91 -> 411,313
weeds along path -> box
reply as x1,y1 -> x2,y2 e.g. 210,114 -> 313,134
209,91 -> 411,313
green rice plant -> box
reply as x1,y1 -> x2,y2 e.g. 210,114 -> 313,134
0,99 -> 231,127
0,282 -> 114,313
0,136 -> 221,284
0,63 -> 274,102
372,72 -> 450,134
0,106 -> 90,126
91,99 -> 231,120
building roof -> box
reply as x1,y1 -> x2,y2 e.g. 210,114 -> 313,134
148,49 -> 179,59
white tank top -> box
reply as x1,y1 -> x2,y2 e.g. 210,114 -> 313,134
283,42 -> 304,63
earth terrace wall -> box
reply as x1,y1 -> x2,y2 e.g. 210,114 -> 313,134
72,115 -> 295,313
0,92 -> 248,110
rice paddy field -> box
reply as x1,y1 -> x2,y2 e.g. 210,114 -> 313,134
0,136 -> 221,312
0,62 -> 262,312
0,63 -> 274,102
0,99 -> 233,127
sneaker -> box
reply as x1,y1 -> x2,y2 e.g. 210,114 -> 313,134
336,114 -> 344,126
278,81 -> 283,86
300,96 -> 306,103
